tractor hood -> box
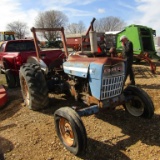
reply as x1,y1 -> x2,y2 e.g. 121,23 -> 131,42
63,55 -> 125,78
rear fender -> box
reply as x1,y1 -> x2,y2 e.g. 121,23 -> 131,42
27,56 -> 48,74
2,54 -> 18,70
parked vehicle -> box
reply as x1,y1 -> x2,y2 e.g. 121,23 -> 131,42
66,18 -> 105,52
0,39 -> 65,88
0,85 -> 7,108
116,24 -> 156,55
0,31 -> 15,45
19,21 -> 155,156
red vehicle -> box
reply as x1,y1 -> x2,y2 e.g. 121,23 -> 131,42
66,32 -> 104,51
66,18 -> 105,52
66,34 -> 86,51
0,85 -> 7,108
0,39 -> 65,88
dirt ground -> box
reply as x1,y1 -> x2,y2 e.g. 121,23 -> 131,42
0,61 -> 160,160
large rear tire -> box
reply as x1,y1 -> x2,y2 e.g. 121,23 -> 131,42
123,85 -> 154,119
5,69 -> 17,88
19,63 -> 49,111
54,107 -> 87,155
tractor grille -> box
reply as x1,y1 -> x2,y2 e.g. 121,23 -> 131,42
101,75 -> 125,100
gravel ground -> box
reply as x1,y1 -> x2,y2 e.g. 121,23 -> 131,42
0,61 -> 160,160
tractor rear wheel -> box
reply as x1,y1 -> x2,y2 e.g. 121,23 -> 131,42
123,85 -> 154,119
54,107 -> 87,155
19,63 -> 49,111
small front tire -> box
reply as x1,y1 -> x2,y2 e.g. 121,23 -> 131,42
54,107 -> 87,155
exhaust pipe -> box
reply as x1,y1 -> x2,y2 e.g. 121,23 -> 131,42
89,31 -> 97,54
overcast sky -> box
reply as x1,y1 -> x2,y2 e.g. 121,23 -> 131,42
1,0 -> 160,36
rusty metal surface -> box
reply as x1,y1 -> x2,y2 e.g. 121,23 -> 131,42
84,17 -> 96,37
67,55 -> 125,65
31,27 -> 40,62
76,94 -> 125,117
134,53 -> 156,74
79,92 -> 125,109
81,93 -> 100,106
69,85 -> 79,101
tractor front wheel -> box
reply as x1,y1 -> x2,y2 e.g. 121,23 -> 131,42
54,107 -> 87,155
123,85 -> 154,119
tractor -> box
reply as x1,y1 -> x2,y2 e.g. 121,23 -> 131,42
0,31 -> 15,45
19,19 -> 155,156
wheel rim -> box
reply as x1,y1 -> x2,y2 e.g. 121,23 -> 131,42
59,117 -> 74,146
125,95 -> 144,117
21,76 -> 30,106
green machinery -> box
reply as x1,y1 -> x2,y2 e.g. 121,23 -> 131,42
116,24 -> 156,56
105,24 -> 157,73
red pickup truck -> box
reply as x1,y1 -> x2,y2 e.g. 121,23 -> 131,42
0,39 -> 65,88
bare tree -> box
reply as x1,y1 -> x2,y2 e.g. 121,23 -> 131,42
94,16 -> 126,32
67,21 -> 86,34
35,10 -> 68,41
6,21 -> 28,39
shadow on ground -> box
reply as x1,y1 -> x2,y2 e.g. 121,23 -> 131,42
95,108 -> 160,149
0,136 -> 14,160
0,87 -> 23,121
79,137 -> 131,160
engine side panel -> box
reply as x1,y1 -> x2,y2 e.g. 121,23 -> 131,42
63,61 -> 90,78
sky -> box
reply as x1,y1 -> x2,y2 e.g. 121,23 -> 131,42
1,0 -> 160,36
